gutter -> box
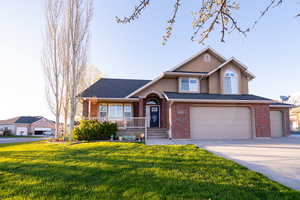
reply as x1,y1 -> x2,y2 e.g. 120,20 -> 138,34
80,97 -> 139,102
166,98 -> 274,104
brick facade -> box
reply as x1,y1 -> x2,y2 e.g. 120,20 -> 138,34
170,103 -> 190,139
83,99 -> 290,139
253,104 -> 271,137
169,103 -> 275,139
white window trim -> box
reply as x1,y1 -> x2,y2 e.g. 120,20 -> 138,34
178,77 -> 200,93
223,69 -> 239,94
99,103 -> 133,121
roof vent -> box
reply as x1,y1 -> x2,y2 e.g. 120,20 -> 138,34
204,53 -> 211,63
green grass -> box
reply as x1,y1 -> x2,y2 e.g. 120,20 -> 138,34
0,142 -> 299,200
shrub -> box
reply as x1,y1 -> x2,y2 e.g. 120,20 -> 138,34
72,120 -> 117,141
99,121 -> 118,140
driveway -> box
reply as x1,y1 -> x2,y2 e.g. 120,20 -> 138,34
147,135 -> 300,191
0,137 -> 48,144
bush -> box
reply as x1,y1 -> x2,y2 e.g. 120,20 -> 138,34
72,120 -> 117,141
99,121 -> 118,140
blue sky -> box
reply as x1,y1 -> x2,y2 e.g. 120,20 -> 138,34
0,1 -> 299,120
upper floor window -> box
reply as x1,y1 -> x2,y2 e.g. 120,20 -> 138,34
179,77 -> 199,92
224,69 -> 239,94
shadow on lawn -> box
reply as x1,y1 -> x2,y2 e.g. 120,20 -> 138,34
0,143 -> 300,200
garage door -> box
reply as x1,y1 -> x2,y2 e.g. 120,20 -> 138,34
16,127 -> 28,136
270,111 -> 283,137
190,107 -> 252,139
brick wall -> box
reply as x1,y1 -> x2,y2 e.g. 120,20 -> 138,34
170,103 -> 190,139
252,104 -> 271,137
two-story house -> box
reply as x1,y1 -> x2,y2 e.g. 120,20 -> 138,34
79,47 -> 291,140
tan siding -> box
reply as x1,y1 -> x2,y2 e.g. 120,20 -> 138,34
241,74 -> 249,94
135,78 -> 178,97
208,71 -> 220,94
200,78 -> 208,93
175,51 -> 222,73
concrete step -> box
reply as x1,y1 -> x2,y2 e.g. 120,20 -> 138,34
148,135 -> 168,139
148,132 -> 168,136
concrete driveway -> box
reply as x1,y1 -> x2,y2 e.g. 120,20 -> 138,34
0,137 -> 48,144
147,135 -> 300,191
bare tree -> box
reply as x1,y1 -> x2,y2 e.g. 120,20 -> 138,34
42,0 -> 65,138
64,0 -> 93,135
116,0 -> 298,44
76,65 -> 101,119
288,94 -> 300,106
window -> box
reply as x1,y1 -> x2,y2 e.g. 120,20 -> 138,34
99,104 -> 107,121
179,77 -> 199,92
124,104 -> 133,118
99,104 -> 133,121
224,69 -> 238,94
146,99 -> 158,105
108,104 -> 123,120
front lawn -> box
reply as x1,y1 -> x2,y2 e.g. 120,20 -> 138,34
0,142 -> 299,200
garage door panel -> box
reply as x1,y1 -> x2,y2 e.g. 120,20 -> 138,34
270,111 -> 283,137
190,107 -> 252,139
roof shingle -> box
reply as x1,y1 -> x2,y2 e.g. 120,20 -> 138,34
79,78 -> 151,98
164,92 -> 273,101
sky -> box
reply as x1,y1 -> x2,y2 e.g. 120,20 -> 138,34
0,1 -> 299,120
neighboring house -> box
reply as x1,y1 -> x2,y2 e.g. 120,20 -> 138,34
79,47 -> 292,139
290,106 -> 300,130
0,116 -> 55,136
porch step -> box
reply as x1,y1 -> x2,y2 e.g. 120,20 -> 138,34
148,135 -> 168,139
147,128 -> 168,139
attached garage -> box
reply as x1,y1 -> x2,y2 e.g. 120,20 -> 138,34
270,111 -> 283,137
16,127 -> 28,136
190,107 -> 252,139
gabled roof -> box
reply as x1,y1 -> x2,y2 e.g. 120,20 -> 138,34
126,47 -> 255,98
167,46 -> 227,72
80,78 -> 151,98
208,57 -> 255,79
164,92 -> 273,103
0,116 -> 43,124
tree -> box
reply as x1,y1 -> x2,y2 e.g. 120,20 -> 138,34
42,0 -> 65,138
76,65 -> 101,119
288,94 -> 300,106
64,0 -> 93,135
116,0 -> 299,44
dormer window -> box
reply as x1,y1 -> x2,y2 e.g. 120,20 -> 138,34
179,77 -> 199,92
224,69 -> 239,94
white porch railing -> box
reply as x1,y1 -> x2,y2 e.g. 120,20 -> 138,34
82,117 -> 148,140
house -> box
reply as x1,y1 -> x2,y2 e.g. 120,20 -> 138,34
290,106 -> 300,130
79,47 -> 292,139
0,116 -> 55,136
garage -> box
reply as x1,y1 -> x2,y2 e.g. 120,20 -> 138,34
270,111 -> 283,137
16,127 -> 28,136
190,107 -> 252,139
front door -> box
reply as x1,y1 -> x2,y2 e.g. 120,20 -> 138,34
150,106 -> 159,128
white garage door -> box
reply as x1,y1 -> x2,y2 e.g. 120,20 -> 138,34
270,111 -> 283,137
190,107 -> 252,139
16,127 -> 28,136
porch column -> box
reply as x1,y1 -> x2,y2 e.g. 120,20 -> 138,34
138,98 -> 144,117
161,98 -> 168,128
82,100 -> 89,118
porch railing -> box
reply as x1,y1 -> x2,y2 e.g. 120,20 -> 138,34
82,117 -> 148,139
